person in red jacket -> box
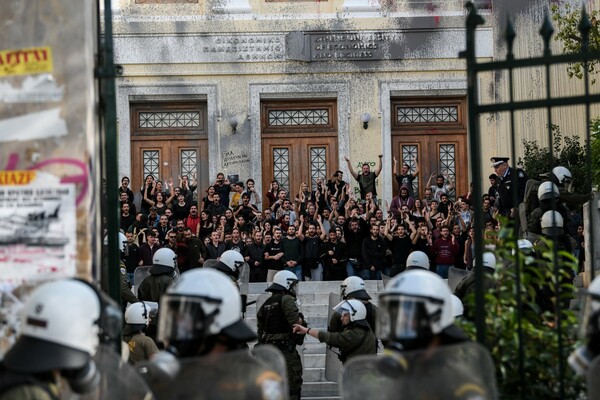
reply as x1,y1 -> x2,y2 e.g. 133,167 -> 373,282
433,225 -> 459,279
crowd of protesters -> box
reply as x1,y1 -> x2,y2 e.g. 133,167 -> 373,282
115,154 -> 587,283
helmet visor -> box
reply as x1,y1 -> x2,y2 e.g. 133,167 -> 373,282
157,295 -> 220,344
333,300 -> 355,320
377,295 -> 436,341
562,177 -> 573,192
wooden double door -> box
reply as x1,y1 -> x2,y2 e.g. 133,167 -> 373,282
131,139 -> 208,193
261,136 -> 338,199
391,97 -> 468,200
260,99 -> 339,200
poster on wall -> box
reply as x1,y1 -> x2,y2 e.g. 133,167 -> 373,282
0,171 -> 76,289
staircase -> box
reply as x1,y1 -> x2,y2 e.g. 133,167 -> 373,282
244,280 -> 385,400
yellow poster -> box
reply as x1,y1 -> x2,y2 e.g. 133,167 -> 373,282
0,171 -> 37,185
0,47 -> 53,77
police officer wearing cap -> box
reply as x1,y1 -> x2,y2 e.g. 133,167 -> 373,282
491,156 -> 527,217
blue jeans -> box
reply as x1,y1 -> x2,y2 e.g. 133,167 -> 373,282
127,272 -> 135,285
436,264 -> 452,279
286,265 -> 303,282
367,267 -> 391,280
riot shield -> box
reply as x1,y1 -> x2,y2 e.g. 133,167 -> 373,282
133,266 -> 152,296
325,292 -> 343,382
252,344 -> 289,397
256,293 -> 271,313
340,341 -> 498,400
448,267 -> 469,293
77,344 -> 153,400
587,355 -> 600,399
381,273 -> 391,288
203,259 -> 220,269
238,262 -> 250,295
142,348 -> 287,400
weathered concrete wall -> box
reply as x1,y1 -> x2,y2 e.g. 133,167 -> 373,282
112,0 -> 493,202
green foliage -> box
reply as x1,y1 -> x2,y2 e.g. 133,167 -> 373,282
551,3 -> 600,84
456,223 -> 584,399
518,124 -> 591,196
591,119 -> 600,190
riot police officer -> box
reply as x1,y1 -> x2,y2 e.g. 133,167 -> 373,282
122,302 -> 159,365
0,280 -> 104,399
143,268 -> 285,400
339,269 -> 498,400
138,247 -> 177,342
205,249 -> 245,284
294,299 -> 376,363
257,270 -> 304,400
329,276 -> 378,335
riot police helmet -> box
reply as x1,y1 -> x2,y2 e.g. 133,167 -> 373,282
333,299 -> 369,328
266,270 -> 299,296
150,248 -> 177,275
158,268 -> 256,357
124,302 -> 149,335
205,250 -> 244,279
3,279 -> 103,394
378,269 -> 458,351
552,166 -> 573,192
537,181 -> 559,202
541,210 -> 564,237
341,276 -> 370,300
406,250 -> 430,270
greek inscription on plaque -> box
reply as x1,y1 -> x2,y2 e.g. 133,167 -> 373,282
286,31 -> 406,62
202,36 -> 285,62
311,32 -> 402,60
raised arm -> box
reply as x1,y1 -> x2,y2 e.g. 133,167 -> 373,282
393,156 -> 399,177
374,154 -> 383,177
344,156 -> 359,181
426,172 -> 436,189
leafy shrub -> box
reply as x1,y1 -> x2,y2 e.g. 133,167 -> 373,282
456,224 -> 584,399
518,124 -> 591,196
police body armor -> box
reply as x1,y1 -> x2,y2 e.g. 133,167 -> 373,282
140,346 -> 287,400
340,341 -> 498,400
262,294 -> 292,336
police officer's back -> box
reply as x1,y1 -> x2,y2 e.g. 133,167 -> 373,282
257,270 -> 304,400
122,302 -> 158,365
137,247 -> 177,303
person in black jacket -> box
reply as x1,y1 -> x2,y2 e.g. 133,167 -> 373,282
343,211 -> 369,279
321,228 -> 348,281
361,224 -> 388,279
246,230 -> 266,282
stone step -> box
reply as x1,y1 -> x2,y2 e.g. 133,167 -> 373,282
302,353 -> 327,369
302,397 -> 340,400
248,280 -> 383,295
301,381 -> 339,397
244,316 -> 329,331
303,367 -> 326,381
245,304 -> 336,318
